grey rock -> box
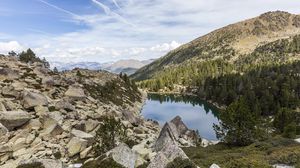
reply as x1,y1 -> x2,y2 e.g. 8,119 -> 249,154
71,129 -> 94,143
0,111 -> 31,130
23,91 -> 48,109
67,137 -> 88,157
154,116 -> 198,151
55,100 -> 75,112
210,163 -> 221,168
65,86 -> 86,100
0,123 -> 8,136
106,143 -> 138,168
148,143 -> 189,168
122,110 -> 140,126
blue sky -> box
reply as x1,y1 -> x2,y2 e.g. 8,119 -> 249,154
0,0 -> 300,63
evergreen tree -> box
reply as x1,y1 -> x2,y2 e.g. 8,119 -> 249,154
214,97 -> 258,146
53,67 -> 59,73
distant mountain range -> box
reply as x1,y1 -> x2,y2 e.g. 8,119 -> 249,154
50,59 -> 155,75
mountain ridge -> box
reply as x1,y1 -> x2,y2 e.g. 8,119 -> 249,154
51,59 -> 155,75
132,11 -> 300,81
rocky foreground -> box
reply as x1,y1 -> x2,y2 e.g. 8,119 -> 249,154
0,55 -> 203,168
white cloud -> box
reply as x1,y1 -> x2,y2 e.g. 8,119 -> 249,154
6,0 -> 300,63
0,41 -> 25,54
151,41 -> 181,52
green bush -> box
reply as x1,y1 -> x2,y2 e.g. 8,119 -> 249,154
166,157 -> 197,168
93,117 -> 126,156
283,122 -> 297,139
296,125 -> 300,135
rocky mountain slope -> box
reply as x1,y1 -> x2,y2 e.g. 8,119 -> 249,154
0,55 -> 200,168
132,11 -> 300,81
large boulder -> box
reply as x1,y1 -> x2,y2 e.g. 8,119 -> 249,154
18,158 -> 64,168
22,91 -> 48,109
0,111 -> 31,130
150,116 -> 198,168
106,143 -> 138,168
64,86 -> 86,100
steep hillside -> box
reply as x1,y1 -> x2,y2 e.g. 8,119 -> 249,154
0,55 -> 162,167
132,11 -> 300,81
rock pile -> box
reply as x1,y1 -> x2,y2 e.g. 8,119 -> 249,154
0,55 -> 159,168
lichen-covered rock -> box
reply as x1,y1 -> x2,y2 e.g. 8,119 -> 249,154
0,111 -> 31,131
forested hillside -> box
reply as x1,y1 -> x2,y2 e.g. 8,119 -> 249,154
132,11 -> 300,91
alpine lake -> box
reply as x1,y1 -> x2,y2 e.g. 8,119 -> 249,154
141,93 -> 220,140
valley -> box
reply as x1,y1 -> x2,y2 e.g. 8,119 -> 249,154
0,7 -> 300,168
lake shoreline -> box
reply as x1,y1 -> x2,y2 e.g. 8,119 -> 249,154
146,91 -> 226,111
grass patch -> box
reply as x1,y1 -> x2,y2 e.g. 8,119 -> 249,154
183,136 -> 300,168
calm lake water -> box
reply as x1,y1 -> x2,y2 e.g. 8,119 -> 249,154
141,94 -> 220,140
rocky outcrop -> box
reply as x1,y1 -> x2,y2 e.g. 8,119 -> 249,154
0,111 -> 31,130
154,116 -> 199,151
149,116 -> 198,168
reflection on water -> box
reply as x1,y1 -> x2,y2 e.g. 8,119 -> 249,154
142,93 -> 220,140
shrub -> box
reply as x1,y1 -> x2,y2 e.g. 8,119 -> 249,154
297,125 -> 300,135
93,117 -> 126,156
166,157 -> 197,168
283,122 -> 297,139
